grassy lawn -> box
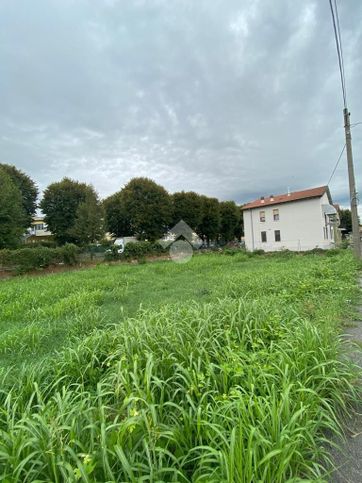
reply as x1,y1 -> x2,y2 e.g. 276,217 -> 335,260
0,250 -> 360,481
0,252 -> 292,370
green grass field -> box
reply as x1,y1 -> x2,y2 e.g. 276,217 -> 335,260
0,251 -> 360,481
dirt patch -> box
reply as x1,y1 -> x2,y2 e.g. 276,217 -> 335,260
0,254 -> 172,280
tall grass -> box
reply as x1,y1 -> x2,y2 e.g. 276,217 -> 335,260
0,251 -> 360,481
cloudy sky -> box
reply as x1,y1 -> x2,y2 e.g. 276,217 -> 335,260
0,0 -> 361,207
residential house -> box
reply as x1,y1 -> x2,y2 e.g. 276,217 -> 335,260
242,186 -> 340,252
25,216 -> 53,243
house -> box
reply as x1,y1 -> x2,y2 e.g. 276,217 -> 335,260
242,186 -> 340,252
25,216 -> 53,243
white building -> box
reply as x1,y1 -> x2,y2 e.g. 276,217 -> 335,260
243,186 -> 340,252
25,216 -> 53,243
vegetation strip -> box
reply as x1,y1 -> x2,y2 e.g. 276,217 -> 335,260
0,251 -> 360,481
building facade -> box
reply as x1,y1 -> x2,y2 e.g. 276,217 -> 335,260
243,186 -> 339,252
25,216 -> 53,243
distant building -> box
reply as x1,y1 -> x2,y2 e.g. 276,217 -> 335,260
25,216 -> 53,243
242,186 -> 340,252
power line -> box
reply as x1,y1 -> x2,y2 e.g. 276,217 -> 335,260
333,0 -> 347,104
328,0 -> 347,107
327,143 -> 346,186
328,1 -> 360,257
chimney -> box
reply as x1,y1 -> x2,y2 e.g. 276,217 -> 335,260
270,195 -> 274,201
260,196 -> 265,204
287,187 -> 291,196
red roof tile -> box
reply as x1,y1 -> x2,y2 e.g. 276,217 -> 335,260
243,186 -> 329,210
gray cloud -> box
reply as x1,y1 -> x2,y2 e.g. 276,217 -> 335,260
0,0 -> 361,209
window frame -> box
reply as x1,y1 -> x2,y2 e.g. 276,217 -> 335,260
273,208 -> 279,221
274,230 -> 281,242
259,210 -> 266,222
261,231 -> 267,243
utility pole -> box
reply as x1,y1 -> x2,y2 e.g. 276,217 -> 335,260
344,107 -> 361,258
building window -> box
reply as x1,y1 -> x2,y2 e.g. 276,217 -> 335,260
273,209 -> 279,221
274,230 -> 281,242
260,211 -> 265,222
34,223 -> 44,231
261,231 -> 267,243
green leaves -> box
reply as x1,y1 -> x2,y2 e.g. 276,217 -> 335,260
0,167 -> 25,248
0,164 -> 38,229
40,178 -> 103,245
0,251 -> 359,481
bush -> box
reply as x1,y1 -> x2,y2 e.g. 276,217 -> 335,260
340,238 -> 350,249
306,248 -> 326,256
123,241 -> 165,260
57,244 -> 79,265
0,244 -> 79,273
247,249 -> 265,257
24,240 -> 58,248
104,245 -> 121,262
222,247 -> 240,256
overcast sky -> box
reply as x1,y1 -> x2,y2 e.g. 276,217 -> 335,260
0,0 -> 361,208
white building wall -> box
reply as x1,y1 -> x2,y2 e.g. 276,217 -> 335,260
243,194 -> 336,252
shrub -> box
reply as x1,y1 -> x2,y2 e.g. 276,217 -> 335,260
104,245 -> 121,262
123,241 -> 152,258
57,243 -> 79,265
307,247 -> 326,255
325,248 -> 342,257
222,247 -> 240,256
340,238 -> 350,249
123,241 -> 165,259
0,244 -> 79,273
247,249 -> 265,257
24,240 -> 58,248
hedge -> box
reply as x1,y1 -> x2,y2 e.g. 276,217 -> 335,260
105,241 -> 166,262
0,244 -> 80,274
123,241 -> 165,259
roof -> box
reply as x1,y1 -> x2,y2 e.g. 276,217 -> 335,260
243,186 -> 330,210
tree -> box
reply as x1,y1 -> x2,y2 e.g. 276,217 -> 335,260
219,201 -> 241,243
339,208 -> 353,234
121,177 -> 172,241
71,192 -> 105,245
198,196 -> 220,245
172,191 -> 203,232
40,178 -> 98,244
234,206 -> 244,241
0,168 -> 25,248
0,163 -> 38,227
103,192 -> 132,237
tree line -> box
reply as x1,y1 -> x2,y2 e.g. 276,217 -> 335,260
0,165 -> 244,248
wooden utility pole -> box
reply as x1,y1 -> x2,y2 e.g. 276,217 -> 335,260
344,107 -> 361,258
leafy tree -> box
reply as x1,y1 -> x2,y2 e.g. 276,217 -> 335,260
234,206 -> 244,240
339,208 -> 352,234
172,191 -> 203,232
103,192 -> 132,237
40,178 -> 98,244
198,196 -> 220,245
0,168 -> 24,248
219,201 -> 241,243
0,163 -> 38,227
71,192 -> 105,245
122,177 -> 172,241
